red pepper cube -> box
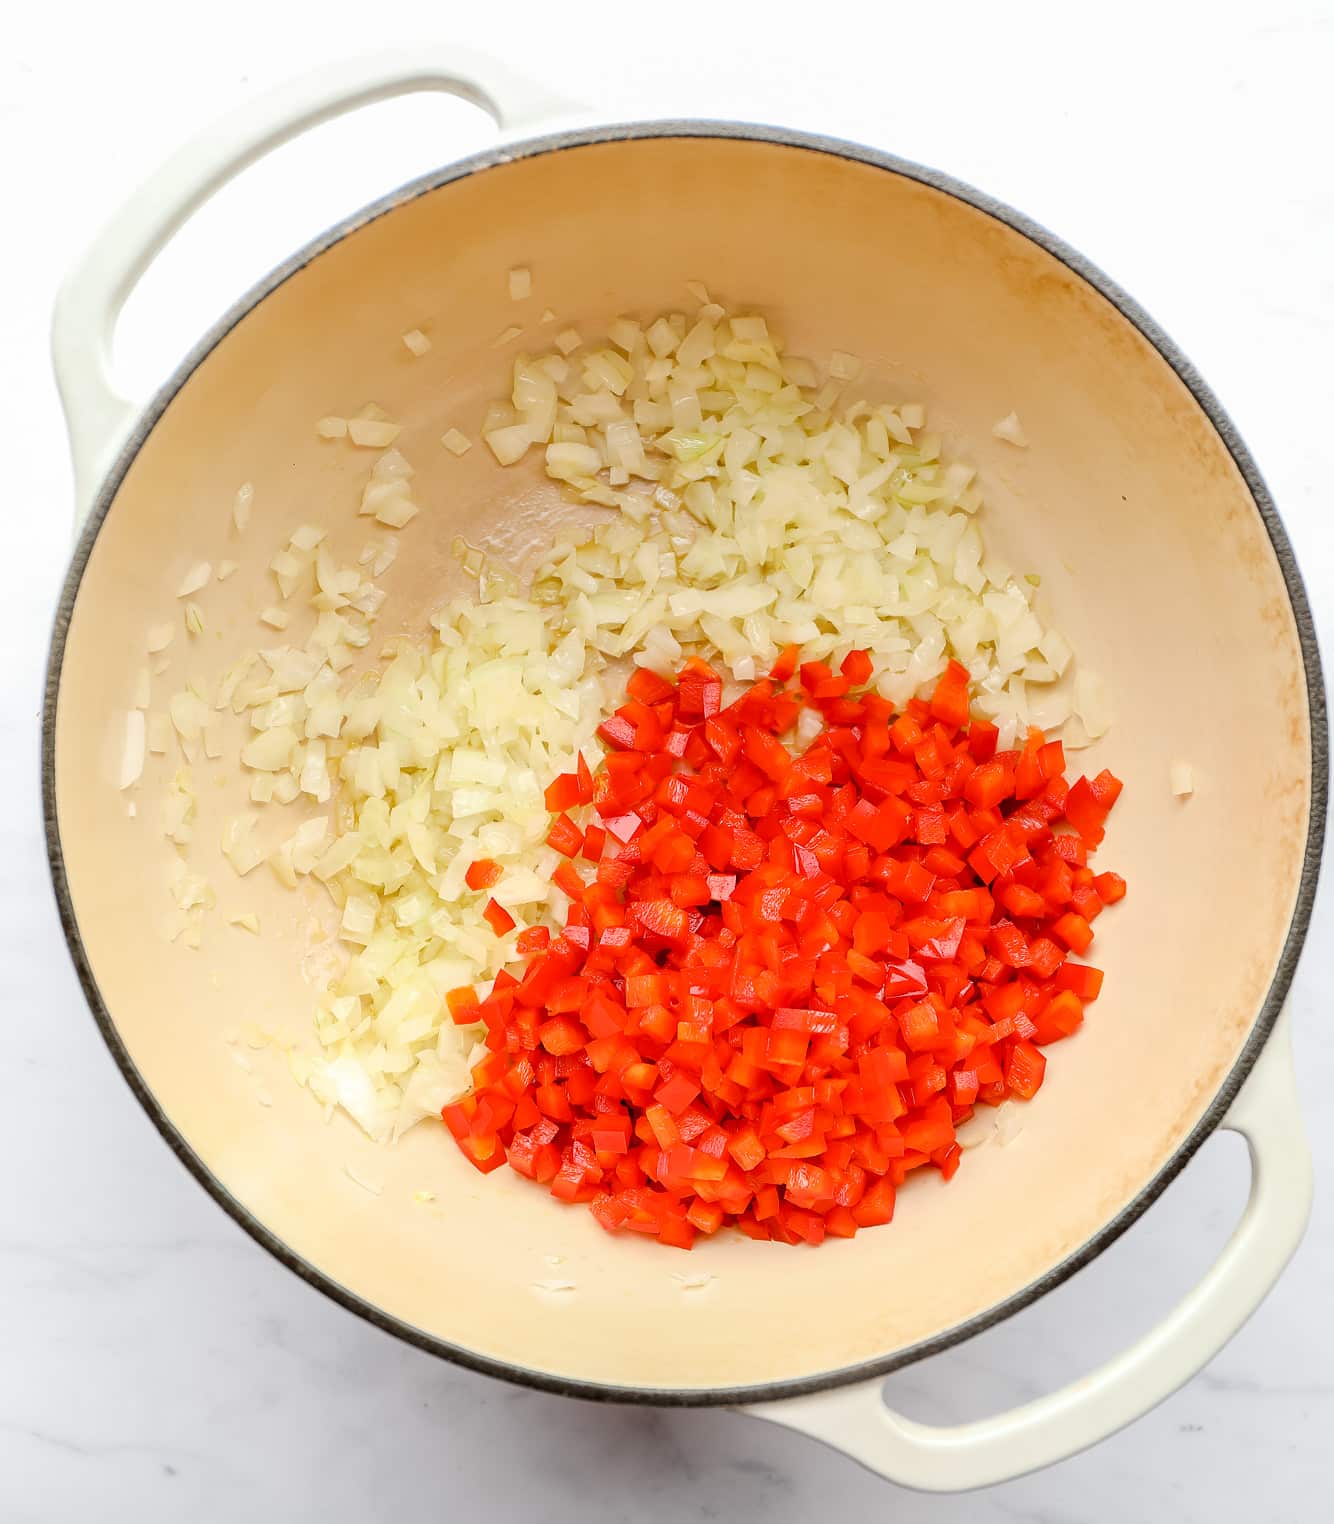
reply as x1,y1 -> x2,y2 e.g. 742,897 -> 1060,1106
455,1133 -> 509,1174
851,1176 -> 896,1228
515,926 -> 551,956
1033,989 -> 1084,1044
539,1016 -> 587,1056
597,713 -> 638,751
840,648 -> 873,684
769,643 -> 800,681
898,1001 -> 941,1052
1051,911 -> 1094,955
964,759 -> 1012,809
590,1115 -> 633,1154
966,720 -> 999,761
1063,776 -> 1107,844
546,813 -> 584,858
551,860 -> 587,901
626,667 -> 676,705
1004,1038 -> 1047,1099
927,660 -> 971,728
482,898 -> 516,937
544,773 -> 582,812
1038,739 -> 1066,779
588,1194 -> 631,1233
1026,936 -> 1064,978
464,858 -> 502,891
655,1071 -> 701,1115
1089,769 -> 1124,809
445,985 -> 481,1024
655,1214 -> 696,1250
1054,962 -> 1104,1000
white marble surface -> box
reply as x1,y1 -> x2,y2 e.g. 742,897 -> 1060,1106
3,1 -> 1333,1517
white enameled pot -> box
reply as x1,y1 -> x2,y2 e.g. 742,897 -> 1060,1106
43,49 -> 1325,1491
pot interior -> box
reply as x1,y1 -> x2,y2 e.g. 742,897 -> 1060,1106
52,131 -> 1314,1395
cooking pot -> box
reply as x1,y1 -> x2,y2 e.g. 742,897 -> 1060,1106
43,48 -> 1325,1491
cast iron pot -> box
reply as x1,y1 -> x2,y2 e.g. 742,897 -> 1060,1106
43,48 -> 1325,1491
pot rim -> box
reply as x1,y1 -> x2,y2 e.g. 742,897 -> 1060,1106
41,117 -> 1328,1408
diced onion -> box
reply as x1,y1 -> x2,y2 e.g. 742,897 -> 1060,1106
992,411 -> 1029,447
1171,761 -> 1195,797
177,561 -> 211,597
484,424 -> 534,466
118,710 -> 146,789
348,418 -> 401,448
995,1103 -> 1024,1147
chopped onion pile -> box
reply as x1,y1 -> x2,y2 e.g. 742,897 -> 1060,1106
141,292 -> 1105,1144
297,599 -> 619,1139
158,458 -> 622,1139
487,303 -> 1099,745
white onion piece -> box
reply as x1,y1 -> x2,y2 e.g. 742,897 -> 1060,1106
348,418 -> 401,448
992,411 -> 1028,447
1171,761 -> 1195,797
118,711 -> 146,789
995,1103 -> 1025,1147
484,424 -> 533,466
177,561 -> 211,597
233,482 -> 254,532
221,816 -> 265,875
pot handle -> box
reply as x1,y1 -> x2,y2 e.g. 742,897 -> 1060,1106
52,48 -> 577,526
742,1002 -> 1311,1492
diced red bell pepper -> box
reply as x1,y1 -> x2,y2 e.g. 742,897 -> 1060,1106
465,858 -> 502,891
482,898 -> 516,937
445,648 -> 1123,1251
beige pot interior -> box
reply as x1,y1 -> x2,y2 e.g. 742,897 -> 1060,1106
53,135 -> 1313,1394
